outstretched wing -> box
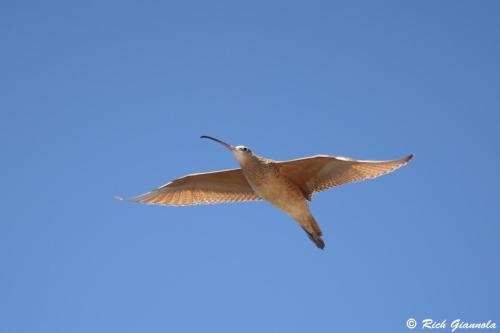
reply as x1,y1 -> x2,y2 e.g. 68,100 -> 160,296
278,154 -> 413,200
130,168 -> 261,206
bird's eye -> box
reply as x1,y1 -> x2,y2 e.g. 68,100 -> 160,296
237,146 -> 251,153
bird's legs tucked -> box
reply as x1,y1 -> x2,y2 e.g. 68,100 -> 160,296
298,214 -> 325,249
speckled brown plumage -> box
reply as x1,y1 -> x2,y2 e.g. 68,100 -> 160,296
131,168 -> 261,206
127,136 -> 413,249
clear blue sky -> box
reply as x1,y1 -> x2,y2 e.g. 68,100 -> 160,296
1,1 -> 499,332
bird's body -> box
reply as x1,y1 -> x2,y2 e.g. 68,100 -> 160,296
238,154 -> 324,247
127,136 -> 413,249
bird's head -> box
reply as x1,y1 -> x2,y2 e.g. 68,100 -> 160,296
234,145 -> 252,155
201,136 -> 254,164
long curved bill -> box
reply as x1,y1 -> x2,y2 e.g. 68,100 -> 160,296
200,135 -> 235,152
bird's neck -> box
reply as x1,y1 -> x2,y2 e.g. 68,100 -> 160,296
238,155 -> 268,170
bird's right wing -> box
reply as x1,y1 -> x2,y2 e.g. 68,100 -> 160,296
278,154 -> 413,200
130,168 -> 262,206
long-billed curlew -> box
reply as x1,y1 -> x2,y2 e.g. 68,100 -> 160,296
125,136 -> 413,249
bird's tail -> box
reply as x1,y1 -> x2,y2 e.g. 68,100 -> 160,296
299,215 -> 325,250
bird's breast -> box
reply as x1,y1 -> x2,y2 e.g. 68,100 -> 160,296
241,163 -> 307,216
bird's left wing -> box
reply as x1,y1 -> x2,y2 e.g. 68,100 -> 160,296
277,154 -> 413,200
130,168 -> 262,206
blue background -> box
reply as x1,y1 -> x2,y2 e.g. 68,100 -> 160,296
1,1 -> 499,332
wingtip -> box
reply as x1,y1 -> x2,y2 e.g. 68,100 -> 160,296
406,153 -> 415,162
114,195 -> 138,203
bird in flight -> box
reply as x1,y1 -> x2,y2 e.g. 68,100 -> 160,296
126,136 -> 413,249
